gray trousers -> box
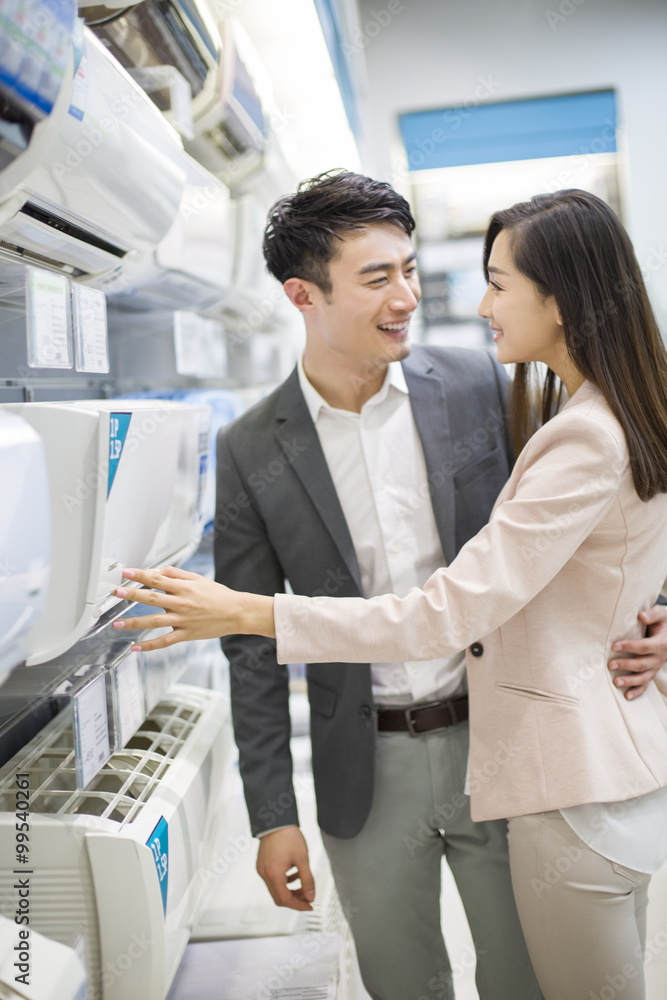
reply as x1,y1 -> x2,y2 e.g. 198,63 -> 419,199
508,810 -> 651,1000
321,722 -> 542,1000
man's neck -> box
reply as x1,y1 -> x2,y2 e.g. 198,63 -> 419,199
302,349 -> 388,413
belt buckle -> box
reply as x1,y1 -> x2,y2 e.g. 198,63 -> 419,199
404,698 -> 456,736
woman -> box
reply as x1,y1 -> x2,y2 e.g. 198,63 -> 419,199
116,190 -> 667,999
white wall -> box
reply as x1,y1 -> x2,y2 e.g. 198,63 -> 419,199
352,0 -> 667,325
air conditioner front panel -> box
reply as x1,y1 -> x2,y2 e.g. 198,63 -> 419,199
0,412 -> 50,681
15,30 -> 187,269
0,402 -> 209,664
0,686 -> 234,1000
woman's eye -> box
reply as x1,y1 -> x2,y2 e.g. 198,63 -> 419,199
489,280 -> 503,291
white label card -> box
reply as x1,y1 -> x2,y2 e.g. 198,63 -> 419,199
115,653 -> 145,747
26,266 -> 72,369
173,311 -> 226,377
73,673 -> 111,788
72,284 -> 109,373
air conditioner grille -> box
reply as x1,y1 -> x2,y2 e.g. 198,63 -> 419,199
0,692 -> 205,827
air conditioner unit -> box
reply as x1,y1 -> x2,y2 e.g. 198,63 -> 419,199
0,412 -> 50,685
0,400 -> 210,665
185,17 -> 266,186
101,154 -> 235,313
0,24 -> 187,284
116,389 -> 244,532
0,684 -> 235,1000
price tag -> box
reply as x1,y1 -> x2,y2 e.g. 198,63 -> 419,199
114,653 -> 145,747
174,312 -> 226,377
73,673 -> 111,788
72,283 -> 109,373
26,266 -> 72,369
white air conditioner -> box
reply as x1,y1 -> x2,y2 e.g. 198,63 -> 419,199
185,17 -> 267,186
0,684 -> 235,1000
116,389 -> 244,531
0,25 -> 187,283
102,154 -> 235,312
0,412 -> 50,685
0,400 -> 210,665
0,915 -> 86,1000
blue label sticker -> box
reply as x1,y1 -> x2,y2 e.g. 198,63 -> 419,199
108,412 -> 131,497
146,816 -> 168,914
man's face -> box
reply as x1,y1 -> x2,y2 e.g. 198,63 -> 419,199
305,223 -> 421,371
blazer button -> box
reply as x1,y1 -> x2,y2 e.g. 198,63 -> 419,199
470,642 -> 484,658
359,705 -> 372,721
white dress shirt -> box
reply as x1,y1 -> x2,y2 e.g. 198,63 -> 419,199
298,355 -> 466,706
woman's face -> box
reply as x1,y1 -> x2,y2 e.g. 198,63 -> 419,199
478,229 -> 565,368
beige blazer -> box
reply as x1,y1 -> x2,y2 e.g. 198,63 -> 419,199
274,382 -> 667,821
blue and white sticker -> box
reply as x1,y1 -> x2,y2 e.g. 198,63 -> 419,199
108,412 -> 131,497
146,816 -> 168,914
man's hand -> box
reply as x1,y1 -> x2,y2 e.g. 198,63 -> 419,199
256,826 -> 315,911
608,605 -> 667,700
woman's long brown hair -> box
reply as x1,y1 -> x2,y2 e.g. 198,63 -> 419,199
483,189 -> 667,501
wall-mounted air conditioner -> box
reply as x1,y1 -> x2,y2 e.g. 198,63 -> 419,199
0,684 -> 235,1000
102,154 -> 235,313
0,25 -> 187,284
185,17 -> 267,187
0,412 -> 50,685
0,400 -> 209,665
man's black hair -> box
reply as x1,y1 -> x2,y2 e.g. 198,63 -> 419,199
263,169 -> 416,295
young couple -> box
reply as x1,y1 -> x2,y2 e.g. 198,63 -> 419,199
114,172 -> 667,1000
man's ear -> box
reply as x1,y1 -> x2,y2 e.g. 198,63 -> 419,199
283,278 -> 318,313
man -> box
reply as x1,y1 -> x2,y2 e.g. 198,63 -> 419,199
214,171 -> 667,1000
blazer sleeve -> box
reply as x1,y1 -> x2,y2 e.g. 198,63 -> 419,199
215,428 -> 298,836
274,411 -> 627,665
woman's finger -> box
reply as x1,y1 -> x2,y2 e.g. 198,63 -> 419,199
159,565 -> 203,581
121,567 -> 183,593
130,629 -> 182,653
112,614 -> 173,632
115,585 -> 177,610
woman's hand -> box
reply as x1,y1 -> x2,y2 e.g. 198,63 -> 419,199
111,566 -> 276,652
608,605 -> 667,700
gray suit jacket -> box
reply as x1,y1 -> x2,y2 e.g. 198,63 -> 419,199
214,345 -> 513,838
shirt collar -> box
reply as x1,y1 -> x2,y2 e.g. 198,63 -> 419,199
297,354 -> 409,424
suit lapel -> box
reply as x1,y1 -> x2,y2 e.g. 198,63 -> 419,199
275,371 -> 362,593
403,358 -> 457,564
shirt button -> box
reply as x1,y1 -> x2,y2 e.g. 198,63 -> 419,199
377,480 -> 386,492
470,642 -> 484,658
390,541 -> 403,554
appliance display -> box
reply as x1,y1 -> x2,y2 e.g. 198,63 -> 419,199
0,25 -> 187,284
0,684 -> 235,1000
0,399 -> 210,665
0,412 -> 50,685
117,388 -> 244,531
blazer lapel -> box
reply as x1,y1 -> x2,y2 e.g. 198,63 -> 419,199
275,371 -> 362,593
404,358 -> 457,564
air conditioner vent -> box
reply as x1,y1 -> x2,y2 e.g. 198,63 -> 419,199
0,691 -> 206,827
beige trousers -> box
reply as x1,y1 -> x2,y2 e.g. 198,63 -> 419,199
508,810 -> 651,1000
322,724 -> 542,1000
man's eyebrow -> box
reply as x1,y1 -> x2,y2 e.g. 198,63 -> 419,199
357,251 -> 417,276
487,266 -> 509,275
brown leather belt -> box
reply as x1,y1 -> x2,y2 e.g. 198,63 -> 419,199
376,695 -> 469,736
